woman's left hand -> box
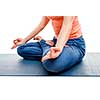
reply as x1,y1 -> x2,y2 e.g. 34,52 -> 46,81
41,47 -> 62,62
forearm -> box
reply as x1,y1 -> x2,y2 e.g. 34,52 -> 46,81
23,25 -> 44,43
55,16 -> 74,50
55,25 -> 71,50
23,16 -> 49,43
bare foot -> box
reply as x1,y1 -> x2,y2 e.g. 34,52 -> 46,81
46,40 -> 54,46
34,36 -> 54,46
34,36 -> 43,41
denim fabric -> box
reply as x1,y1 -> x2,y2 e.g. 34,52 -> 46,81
17,36 -> 86,73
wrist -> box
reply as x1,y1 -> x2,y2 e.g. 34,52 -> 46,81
22,39 -> 28,44
55,45 -> 64,51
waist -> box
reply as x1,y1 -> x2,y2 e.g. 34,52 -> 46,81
53,35 -> 85,47
55,32 -> 82,40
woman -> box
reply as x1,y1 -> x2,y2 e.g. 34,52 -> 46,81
11,16 -> 86,73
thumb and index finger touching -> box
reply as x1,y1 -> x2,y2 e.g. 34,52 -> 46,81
11,38 -> 23,49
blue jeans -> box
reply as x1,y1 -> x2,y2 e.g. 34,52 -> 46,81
17,36 -> 86,73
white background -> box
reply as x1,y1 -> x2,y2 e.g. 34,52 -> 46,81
0,0 -> 100,100
0,1 -> 100,53
0,15 -> 100,53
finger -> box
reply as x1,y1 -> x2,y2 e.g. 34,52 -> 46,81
11,45 -> 17,49
46,50 -> 56,59
14,38 -> 22,43
41,54 -> 50,62
13,40 -> 18,44
50,49 -> 54,54
50,49 -> 59,57
41,51 -> 51,62
51,50 -> 61,58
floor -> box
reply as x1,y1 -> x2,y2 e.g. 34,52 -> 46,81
0,53 -> 100,76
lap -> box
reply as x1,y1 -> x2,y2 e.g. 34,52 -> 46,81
20,42 -> 41,47
42,45 -> 84,72
17,42 -> 42,55
59,45 -> 83,64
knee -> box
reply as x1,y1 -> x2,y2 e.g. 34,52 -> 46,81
42,58 -> 77,73
42,60 -> 61,73
17,45 -> 24,57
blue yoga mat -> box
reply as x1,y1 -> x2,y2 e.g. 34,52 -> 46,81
0,53 -> 100,76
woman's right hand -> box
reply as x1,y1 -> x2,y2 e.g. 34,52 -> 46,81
11,38 -> 25,49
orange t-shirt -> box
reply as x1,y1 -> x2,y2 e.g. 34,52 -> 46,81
46,16 -> 82,39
